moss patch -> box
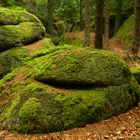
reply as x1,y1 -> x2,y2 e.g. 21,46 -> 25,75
0,22 -> 45,52
0,38 -> 54,79
19,97 -> 41,121
115,15 -> 134,48
27,47 -> 131,86
0,7 -> 46,52
130,66 -> 140,84
0,7 -> 41,25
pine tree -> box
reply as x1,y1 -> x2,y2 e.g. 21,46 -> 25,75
85,0 -> 90,46
103,0 -> 109,49
133,0 -> 140,54
94,0 -> 104,49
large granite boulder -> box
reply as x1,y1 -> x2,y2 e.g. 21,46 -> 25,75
0,7 -> 45,52
0,47 -> 140,134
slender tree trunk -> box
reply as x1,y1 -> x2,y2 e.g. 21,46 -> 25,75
133,0 -> 140,54
80,0 -> 83,31
85,0 -> 90,46
94,0 -> 104,49
29,0 -> 36,14
103,0 -> 109,49
114,0 -> 122,34
47,0 -> 54,35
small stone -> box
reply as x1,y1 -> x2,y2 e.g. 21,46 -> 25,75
103,135 -> 110,139
118,136 -> 124,140
116,131 -> 121,135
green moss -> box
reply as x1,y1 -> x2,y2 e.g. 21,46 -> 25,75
55,89 -> 107,128
1,96 -> 20,120
0,7 -> 41,25
19,97 -> 41,121
0,38 -> 55,79
0,22 -> 45,51
55,85 -> 134,129
0,7 -> 46,52
130,67 -> 140,84
27,47 -> 130,86
115,15 -> 134,48
130,66 -> 140,74
0,67 -> 20,91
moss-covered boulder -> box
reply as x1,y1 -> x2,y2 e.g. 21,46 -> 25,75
0,47 -> 140,134
28,48 -> 131,86
130,66 -> 140,84
0,7 -> 45,52
0,38 -> 55,79
115,15 -> 134,48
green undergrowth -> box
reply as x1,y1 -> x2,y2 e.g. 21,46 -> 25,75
59,35 -> 83,47
115,15 -> 134,48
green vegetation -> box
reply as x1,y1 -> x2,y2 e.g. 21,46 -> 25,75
130,67 -> 140,84
115,15 -> 134,48
19,97 -> 41,121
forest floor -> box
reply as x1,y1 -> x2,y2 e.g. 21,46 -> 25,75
0,32 -> 140,140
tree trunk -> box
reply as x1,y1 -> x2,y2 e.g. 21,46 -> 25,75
47,0 -> 54,35
133,0 -> 140,54
114,0 -> 122,34
94,0 -> 104,49
29,0 -> 36,14
80,0 -> 83,31
84,0 -> 90,46
103,0 -> 109,49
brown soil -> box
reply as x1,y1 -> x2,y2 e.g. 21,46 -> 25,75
24,39 -> 47,52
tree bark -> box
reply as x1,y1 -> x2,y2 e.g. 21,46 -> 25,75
103,0 -> 109,50
94,0 -> 104,49
47,0 -> 54,35
80,0 -> 83,31
133,0 -> 140,54
29,0 -> 36,14
84,0 -> 90,46
114,0 -> 122,34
